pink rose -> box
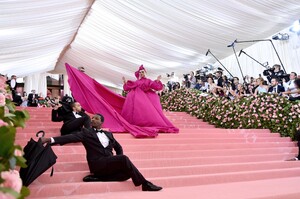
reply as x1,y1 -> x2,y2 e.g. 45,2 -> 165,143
0,192 -> 14,199
5,93 -> 12,100
1,170 -> 22,193
0,119 -> 8,127
0,76 -> 7,90
14,149 -> 23,157
0,93 -> 5,106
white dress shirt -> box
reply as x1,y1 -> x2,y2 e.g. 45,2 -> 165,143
73,111 -> 82,118
270,85 -> 278,93
95,129 -> 109,148
283,80 -> 298,97
10,79 -> 16,89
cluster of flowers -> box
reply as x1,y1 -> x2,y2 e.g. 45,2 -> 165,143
161,88 -> 300,138
0,76 -> 29,199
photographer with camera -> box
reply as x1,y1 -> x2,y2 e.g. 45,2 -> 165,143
166,72 -> 177,92
51,98 -> 91,135
214,71 -> 223,87
182,72 -> 191,88
188,71 -> 197,88
27,90 -> 39,107
263,64 -> 284,83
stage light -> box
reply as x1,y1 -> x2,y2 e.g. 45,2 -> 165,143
289,20 -> 300,33
272,33 -> 289,40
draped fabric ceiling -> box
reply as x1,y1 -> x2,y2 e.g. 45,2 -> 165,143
1,0 -> 300,89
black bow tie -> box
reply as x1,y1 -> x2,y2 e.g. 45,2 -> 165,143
95,129 -> 104,133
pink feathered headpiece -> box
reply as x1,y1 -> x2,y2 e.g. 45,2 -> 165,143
135,65 -> 146,79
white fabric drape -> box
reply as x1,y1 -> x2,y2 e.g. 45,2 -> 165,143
0,0 -> 93,77
55,0 -> 300,88
1,0 -> 300,89
63,74 -> 71,97
24,73 -> 47,97
217,31 -> 300,80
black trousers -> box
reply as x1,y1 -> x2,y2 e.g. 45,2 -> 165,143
289,96 -> 300,101
60,116 -> 91,135
90,155 -> 146,186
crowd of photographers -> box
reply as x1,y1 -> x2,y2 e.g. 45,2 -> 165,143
164,64 -> 300,101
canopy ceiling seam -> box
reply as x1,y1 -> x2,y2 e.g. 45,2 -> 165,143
53,0 -> 96,73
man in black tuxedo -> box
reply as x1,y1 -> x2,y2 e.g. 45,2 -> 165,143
27,90 -> 39,107
52,101 -> 91,135
42,114 -> 162,191
12,92 -> 23,106
268,78 -> 285,94
215,71 -> 223,87
6,75 -> 17,98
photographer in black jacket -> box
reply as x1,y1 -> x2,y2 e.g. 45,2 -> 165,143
263,64 -> 284,83
52,100 -> 91,135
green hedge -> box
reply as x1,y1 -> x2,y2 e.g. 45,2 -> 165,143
161,89 -> 300,138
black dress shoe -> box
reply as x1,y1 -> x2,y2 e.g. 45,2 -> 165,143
83,175 -> 101,182
142,181 -> 163,191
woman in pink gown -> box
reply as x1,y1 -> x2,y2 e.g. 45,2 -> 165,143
65,63 -> 178,138
121,65 -> 178,133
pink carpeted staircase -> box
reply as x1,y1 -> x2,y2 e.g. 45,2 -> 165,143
16,107 -> 300,199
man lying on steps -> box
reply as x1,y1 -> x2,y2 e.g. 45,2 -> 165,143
51,101 -> 91,135
41,113 -> 162,191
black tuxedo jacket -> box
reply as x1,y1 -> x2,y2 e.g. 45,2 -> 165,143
53,128 -> 123,173
268,85 -> 285,93
28,94 -> 39,102
217,77 -> 223,87
51,109 -> 88,123
6,79 -> 17,90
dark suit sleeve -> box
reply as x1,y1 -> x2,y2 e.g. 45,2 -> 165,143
51,109 -> 64,122
28,94 -> 32,101
268,87 -> 272,93
217,78 -> 223,87
110,133 -> 123,155
53,131 -> 85,145
279,86 -> 285,93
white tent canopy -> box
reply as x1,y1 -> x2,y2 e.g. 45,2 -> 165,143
1,0 -> 300,89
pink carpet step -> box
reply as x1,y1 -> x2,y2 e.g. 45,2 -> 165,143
15,136 -> 291,144
17,108 -> 299,199
28,167 -> 300,198
16,127 -> 273,134
15,132 -> 281,143
44,142 -> 296,153
26,118 -> 206,124
43,147 -> 299,159
40,176 -> 300,199
42,148 -> 298,162
50,153 -> 295,171
34,161 -> 300,185
21,124 -> 214,129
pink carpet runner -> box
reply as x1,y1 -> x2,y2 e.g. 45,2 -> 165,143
16,107 -> 300,199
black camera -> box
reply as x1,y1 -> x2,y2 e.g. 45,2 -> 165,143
166,72 -> 174,78
183,74 -> 189,80
50,96 -> 74,113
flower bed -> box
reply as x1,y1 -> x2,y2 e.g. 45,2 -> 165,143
0,76 -> 29,198
161,89 -> 300,138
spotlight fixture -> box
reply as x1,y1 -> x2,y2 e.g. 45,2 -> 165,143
272,33 -> 289,40
289,20 -> 300,33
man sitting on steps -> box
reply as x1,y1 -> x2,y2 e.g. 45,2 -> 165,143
51,101 -> 91,135
41,113 -> 162,191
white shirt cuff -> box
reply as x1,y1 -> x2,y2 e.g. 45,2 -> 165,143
50,137 -> 55,143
